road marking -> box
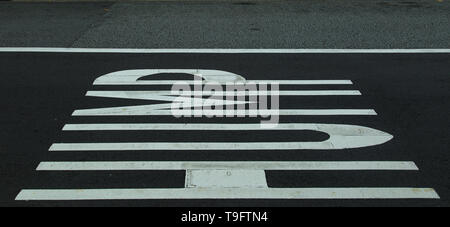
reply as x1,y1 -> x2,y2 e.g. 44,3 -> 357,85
185,170 -> 269,188
83,93 -> 254,111
72,108 -> 377,116
86,90 -> 361,99
15,188 -> 440,200
48,140 -> 390,151
83,90 -> 358,113
247,80 -> 353,85
1,48 -> 450,53
36,161 -> 419,171
93,80 -> 353,85
54,123 -> 393,150
13,63 -> 440,201
62,123 -> 380,131
91,69 -> 352,85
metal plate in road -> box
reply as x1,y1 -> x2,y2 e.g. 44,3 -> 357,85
0,49 -> 449,206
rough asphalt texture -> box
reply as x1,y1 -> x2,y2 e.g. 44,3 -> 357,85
0,0 -> 449,48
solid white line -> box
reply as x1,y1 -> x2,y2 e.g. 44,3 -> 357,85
47,140 -> 384,151
247,80 -> 354,85
15,188 -> 440,200
62,123 -> 379,131
36,161 -> 418,171
1,48 -> 450,53
91,80 -> 354,85
72,109 -> 377,116
62,123 -> 359,131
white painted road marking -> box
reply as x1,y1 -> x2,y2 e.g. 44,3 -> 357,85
48,140 -> 390,151
72,108 -> 377,116
63,123 -> 380,131
36,161 -> 419,171
86,90 -> 362,99
90,69 -> 353,85
51,123 -> 393,150
94,69 -> 246,84
185,170 -> 269,188
49,140 -> 390,151
13,60 -> 440,201
91,80 -> 354,85
1,48 -> 450,53
15,188 -> 440,200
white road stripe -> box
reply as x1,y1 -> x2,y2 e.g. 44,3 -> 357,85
15,188 -> 440,200
72,109 -> 377,116
247,80 -> 353,85
47,141 -> 380,151
1,48 -> 450,53
86,90 -> 361,98
85,92 -> 254,108
62,123 -> 375,131
91,80 -> 353,85
36,161 -> 419,171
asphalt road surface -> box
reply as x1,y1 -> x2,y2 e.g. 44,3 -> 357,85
0,0 -> 449,48
0,50 -> 449,206
0,0 -> 449,207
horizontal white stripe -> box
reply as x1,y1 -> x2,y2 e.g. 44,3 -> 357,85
36,161 -> 418,171
86,90 -> 361,98
247,80 -> 353,85
15,188 -> 440,200
86,91 -> 254,107
62,123 -> 377,131
1,48 -> 450,53
92,80 -> 353,85
48,140 -> 390,151
62,123 -> 370,130
72,109 -> 377,116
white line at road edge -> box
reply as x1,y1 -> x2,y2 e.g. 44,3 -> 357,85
1,48 -> 450,53
36,161 -> 419,171
15,188 -> 440,200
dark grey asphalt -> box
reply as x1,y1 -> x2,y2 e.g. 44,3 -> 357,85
0,0 -> 449,48
0,52 -> 449,206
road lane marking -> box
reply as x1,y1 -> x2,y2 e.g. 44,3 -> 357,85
48,140 -> 390,151
72,108 -> 377,116
63,123 -> 380,131
91,69 -> 352,85
247,80 -> 353,85
92,80 -> 354,85
13,61 -> 440,201
53,123 -> 393,150
86,90 -> 362,99
36,161 -> 419,171
15,188 -> 440,200
1,48 -> 450,53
